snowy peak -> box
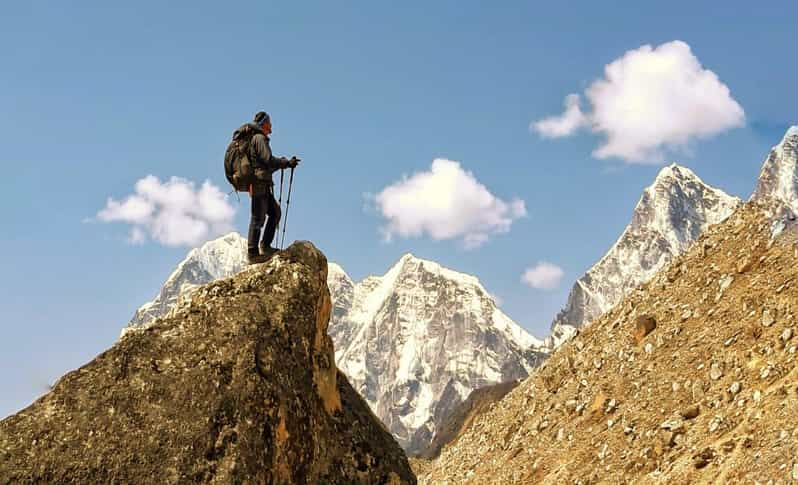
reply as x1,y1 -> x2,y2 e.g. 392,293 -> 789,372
327,262 -> 352,285
332,253 -> 546,453
631,164 -> 740,250
179,232 -> 247,279
394,253 -> 482,291
652,163 -> 699,184
548,164 -> 740,348
128,232 -> 247,327
751,126 -> 798,213
372,253 -> 538,349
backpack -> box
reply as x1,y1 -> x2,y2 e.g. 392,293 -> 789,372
224,124 -> 260,191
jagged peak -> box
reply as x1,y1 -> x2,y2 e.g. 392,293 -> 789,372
641,163 -> 738,211
775,125 -> 798,151
652,163 -> 701,186
183,232 -> 244,257
327,262 -> 352,283
751,125 -> 798,212
385,252 -> 482,288
164,232 -> 247,287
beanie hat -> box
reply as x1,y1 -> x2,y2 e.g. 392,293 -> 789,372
253,111 -> 270,126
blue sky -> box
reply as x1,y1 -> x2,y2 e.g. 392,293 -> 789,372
1,1 -> 795,418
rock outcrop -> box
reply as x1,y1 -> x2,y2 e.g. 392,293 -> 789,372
421,202 -> 798,483
0,242 -> 415,484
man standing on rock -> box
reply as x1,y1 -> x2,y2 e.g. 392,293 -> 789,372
246,111 -> 300,264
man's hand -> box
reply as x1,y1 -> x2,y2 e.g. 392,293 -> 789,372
289,156 -> 301,168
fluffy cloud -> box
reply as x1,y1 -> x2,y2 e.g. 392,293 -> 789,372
373,159 -> 526,249
533,94 -> 588,138
532,40 -> 745,163
521,262 -> 564,290
95,175 -> 236,247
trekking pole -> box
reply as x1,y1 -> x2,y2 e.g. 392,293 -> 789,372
276,168 -> 285,238
279,167 -> 295,249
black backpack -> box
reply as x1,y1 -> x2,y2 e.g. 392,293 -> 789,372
224,124 -> 260,192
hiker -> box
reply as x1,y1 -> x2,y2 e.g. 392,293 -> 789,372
224,111 -> 300,264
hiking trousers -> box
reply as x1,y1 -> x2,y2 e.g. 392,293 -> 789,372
247,185 -> 281,254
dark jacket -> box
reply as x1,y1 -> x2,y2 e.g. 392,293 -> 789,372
247,124 -> 292,187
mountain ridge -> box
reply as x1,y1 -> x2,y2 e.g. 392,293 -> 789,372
547,163 -> 742,347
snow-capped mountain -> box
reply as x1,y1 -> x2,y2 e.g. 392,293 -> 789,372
126,238 -> 545,454
751,126 -> 798,212
330,254 -> 546,454
547,164 -> 742,348
128,232 -> 248,326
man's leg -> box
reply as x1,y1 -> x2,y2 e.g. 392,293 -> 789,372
260,187 -> 282,251
247,190 -> 268,256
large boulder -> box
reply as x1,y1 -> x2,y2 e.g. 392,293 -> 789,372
0,242 -> 415,484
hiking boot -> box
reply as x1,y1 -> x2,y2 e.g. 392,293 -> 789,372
259,245 -> 279,257
247,252 -> 270,265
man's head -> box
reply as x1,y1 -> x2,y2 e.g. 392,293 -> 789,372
254,111 -> 272,135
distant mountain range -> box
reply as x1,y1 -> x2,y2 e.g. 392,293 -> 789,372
125,125 -> 798,457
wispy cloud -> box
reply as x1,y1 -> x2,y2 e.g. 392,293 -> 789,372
521,261 -> 564,290
532,40 -> 745,164
371,159 -> 526,249
533,93 -> 588,138
93,175 -> 236,247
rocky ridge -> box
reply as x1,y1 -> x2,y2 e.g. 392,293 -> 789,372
1,242 -> 415,484
420,201 -> 798,484
548,164 -> 741,348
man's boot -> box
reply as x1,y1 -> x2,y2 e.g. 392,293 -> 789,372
259,244 -> 279,257
247,251 -> 269,265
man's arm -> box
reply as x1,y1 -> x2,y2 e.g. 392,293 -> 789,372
251,134 -> 299,169
250,134 -> 273,168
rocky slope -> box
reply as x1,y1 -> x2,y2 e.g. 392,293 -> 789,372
752,126 -> 798,212
330,255 -> 546,454
548,164 -> 741,348
1,242 -> 415,484
418,380 -> 521,460
420,201 -> 798,484
127,241 -> 544,455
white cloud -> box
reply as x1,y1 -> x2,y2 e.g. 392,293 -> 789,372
95,175 -> 236,247
532,93 -> 588,138
521,262 -> 564,290
533,40 -> 745,164
373,159 -> 526,248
